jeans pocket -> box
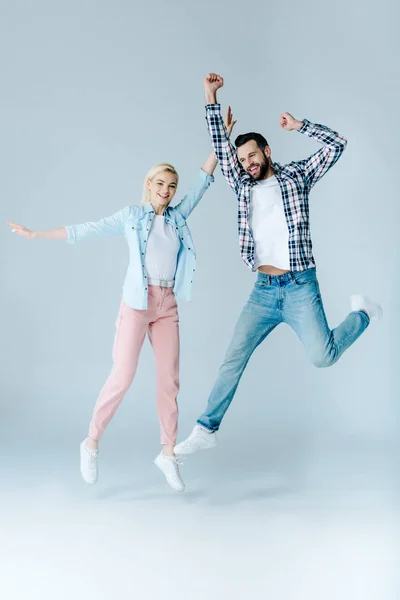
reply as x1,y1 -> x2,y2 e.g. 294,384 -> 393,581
255,279 -> 267,289
292,269 -> 317,287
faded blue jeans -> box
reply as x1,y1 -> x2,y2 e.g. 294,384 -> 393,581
197,268 -> 369,431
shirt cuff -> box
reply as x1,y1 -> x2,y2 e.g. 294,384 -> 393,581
298,119 -> 311,134
205,103 -> 221,113
65,225 -> 76,244
200,168 -> 215,184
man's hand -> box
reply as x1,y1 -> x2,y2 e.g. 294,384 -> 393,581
204,73 -> 224,104
224,105 -> 237,138
280,112 -> 303,131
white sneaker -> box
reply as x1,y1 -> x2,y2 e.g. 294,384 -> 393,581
80,439 -> 99,485
350,295 -> 383,321
174,424 -> 217,456
154,452 -> 185,492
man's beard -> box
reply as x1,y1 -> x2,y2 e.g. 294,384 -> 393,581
247,156 -> 269,180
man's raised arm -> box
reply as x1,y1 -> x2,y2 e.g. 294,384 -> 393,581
280,111 -> 347,188
204,73 -> 244,193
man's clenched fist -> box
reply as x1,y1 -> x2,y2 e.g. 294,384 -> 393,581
204,73 -> 224,92
204,73 -> 224,104
280,112 -> 303,131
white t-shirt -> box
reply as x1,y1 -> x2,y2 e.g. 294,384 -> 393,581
249,175 -> 290,270
145,215 -> 180,281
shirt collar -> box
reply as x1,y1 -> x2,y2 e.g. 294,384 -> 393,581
143,203 -> 155,214
142,203 -> 174,222
251,165 -> 280,186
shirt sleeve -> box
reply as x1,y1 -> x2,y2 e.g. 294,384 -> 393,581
174,169 -> 214,220
65,206 -> 131,244
293,119 -> 348,189
206,104 -> 245,193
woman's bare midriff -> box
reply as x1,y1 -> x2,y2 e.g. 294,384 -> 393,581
258,265 -> 290,276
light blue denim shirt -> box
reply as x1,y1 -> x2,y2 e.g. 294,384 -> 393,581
66,169 -> 214,310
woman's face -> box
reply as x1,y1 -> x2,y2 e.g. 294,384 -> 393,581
147,170 -> 178,208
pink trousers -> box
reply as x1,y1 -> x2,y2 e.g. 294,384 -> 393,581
88,287 -> 180,446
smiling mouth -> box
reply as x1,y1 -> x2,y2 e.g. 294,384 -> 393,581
248,165 -> 260,175
158,193 -> 169,200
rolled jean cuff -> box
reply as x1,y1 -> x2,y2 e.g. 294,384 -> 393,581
196,419 -> 218,432
358,309 -> 370,327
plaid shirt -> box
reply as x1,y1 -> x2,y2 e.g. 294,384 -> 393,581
206,104 -> 347,272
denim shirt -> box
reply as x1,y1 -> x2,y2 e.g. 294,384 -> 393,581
66,169 -> 214,309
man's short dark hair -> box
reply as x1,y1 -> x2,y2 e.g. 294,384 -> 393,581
235,132 -> 269,151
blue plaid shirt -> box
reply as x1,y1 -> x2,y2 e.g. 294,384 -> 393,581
206,104 -> 347,272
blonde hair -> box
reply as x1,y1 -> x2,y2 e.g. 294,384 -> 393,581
141,163 -> 179,205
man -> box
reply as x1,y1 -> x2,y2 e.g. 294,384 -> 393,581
175,73 -> 382,456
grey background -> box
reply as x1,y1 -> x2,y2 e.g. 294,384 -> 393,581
0,1 -> 398,599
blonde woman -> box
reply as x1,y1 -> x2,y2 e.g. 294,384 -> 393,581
8,108 -> 237,492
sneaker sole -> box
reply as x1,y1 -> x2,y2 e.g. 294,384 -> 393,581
154,458 -> 185,492
174,441 -> 217,455
80,470 -> 98,485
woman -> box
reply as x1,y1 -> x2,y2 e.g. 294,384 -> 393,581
8,109 -> 236,492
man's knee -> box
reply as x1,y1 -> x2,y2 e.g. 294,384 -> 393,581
311,352 -> 337,368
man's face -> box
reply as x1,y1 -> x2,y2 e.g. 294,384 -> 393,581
237,140 -> 271,180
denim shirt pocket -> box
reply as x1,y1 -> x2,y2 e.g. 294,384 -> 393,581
174,213 -> 187,229
130,221 -> 142,232
126,212 -> 142,234
172,215 -> 186,242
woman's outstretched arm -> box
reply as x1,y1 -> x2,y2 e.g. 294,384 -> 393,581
7,223 -> 67,240
8,206 -> 130,244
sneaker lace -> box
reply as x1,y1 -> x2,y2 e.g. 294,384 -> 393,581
173,455 -> 184,468
87,450 -> 98,466
192,427 -> 205,441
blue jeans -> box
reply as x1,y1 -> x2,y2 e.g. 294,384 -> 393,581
197,268 -> 369,432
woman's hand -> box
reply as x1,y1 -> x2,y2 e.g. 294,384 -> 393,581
8,222 -> 36,240
7,222 -> 67,240
224,105 -> 237,138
